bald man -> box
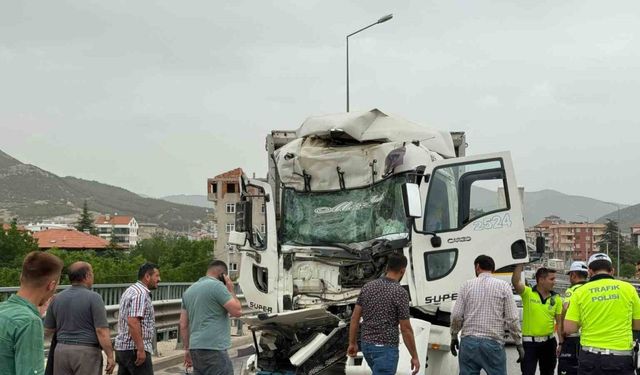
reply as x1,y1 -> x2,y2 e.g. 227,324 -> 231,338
45,262 -> 115,375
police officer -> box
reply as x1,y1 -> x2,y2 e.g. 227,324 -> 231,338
557,261 -> 588,375
564,253 -> 640,375
513,264 -> 563,375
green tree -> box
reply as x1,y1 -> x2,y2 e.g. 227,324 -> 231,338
75,200 -> 97,234
619,263 -> 636,279
0,268 -> 21,290
0,219 -> 40,288
106,226 -> 120,251
600,219 -> 625,252
610,243 -> 640,278
130,234 -> 214,282
47,249 -> 146,284
1,232 -> 216,287
0,218 -> 39,267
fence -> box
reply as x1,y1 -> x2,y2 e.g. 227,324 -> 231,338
105,295 -> 253,348
1,282 -> 252,352
0,282 -> 195,304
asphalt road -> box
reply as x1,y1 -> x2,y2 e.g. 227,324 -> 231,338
157,345 -> 547,374
156,346 -> 254,375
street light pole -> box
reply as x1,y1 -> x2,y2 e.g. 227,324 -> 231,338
346,14 -> 393,112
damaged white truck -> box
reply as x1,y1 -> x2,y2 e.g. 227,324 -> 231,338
229,109 -> 528,375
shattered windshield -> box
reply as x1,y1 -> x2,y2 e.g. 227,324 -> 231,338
282,174 -> 409,245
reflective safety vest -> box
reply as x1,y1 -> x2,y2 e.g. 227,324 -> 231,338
565,274 -> 640,350
562,281 -> 587,305
520,285 -> 562,336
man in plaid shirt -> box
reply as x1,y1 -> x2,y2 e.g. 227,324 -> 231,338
450,255 -> 523,375
115,263 -> 161,375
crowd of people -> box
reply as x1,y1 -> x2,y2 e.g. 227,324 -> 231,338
0,252 -> 242,375
2,249 -> 639,375
451,253 -> 640,375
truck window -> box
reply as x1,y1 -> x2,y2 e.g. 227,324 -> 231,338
424,159 -> 508,233
424,172 -> 457,232
281,174 -> 409,245
424,249 -> 458,280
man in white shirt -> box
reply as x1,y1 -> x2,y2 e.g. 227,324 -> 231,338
450,255 -> 523,375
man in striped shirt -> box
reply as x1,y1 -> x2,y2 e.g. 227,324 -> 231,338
450,255 -> 523,375
115,263 -> 161,375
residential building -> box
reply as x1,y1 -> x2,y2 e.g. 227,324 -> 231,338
631,224 -> 640,248
534,217 -> 606,262
531,215 -> 566,253
94,215 -> 139,248
33,229 -> 109,251
207,168 -> 265,277
24,221 -> 74,232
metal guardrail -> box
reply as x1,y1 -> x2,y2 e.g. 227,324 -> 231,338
42,294 -> 253,353
103,294 -> 254,341
10,277 -> 640,343
0,283 -> 253,350
0,282 -> 193,304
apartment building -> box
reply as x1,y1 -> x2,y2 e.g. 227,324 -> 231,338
24,221 -> 74,232
531,215 -> 565,253
631,224 -> 640,248
534,217 -> 606,262
94,214 -> 139,248
207,168 -> 265,277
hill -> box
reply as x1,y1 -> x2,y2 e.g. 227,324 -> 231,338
161,194 -> 210,208
523,189 -> 628,227
596,203 -> 640,232
0,150 -> 207,230
472,186 -> 627,227
2,148 -> 631,231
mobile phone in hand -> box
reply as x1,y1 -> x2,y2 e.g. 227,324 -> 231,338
218,273 -> 226,283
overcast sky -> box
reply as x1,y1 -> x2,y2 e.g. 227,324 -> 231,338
0,1 -> 638,205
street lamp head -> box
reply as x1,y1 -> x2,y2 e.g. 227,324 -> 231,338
377,14 -> 393,24
346,13 -> 393,112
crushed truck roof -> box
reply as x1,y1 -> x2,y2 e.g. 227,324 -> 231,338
296,108 -> 455,158
274,109 -> 454,192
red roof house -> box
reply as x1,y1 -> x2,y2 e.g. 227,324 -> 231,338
33,229 -> 110,250
213,167 -> 243,180
94,215 -> 135,226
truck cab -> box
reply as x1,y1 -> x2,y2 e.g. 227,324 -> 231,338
230,109 -> 528,374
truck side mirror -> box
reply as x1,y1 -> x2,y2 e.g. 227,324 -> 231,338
228,231 -> 247,246
402,183 -> 422,218
235,201 -> 253,232
536,236 -> 545,254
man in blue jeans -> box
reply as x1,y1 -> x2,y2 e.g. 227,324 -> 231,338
347,253 -> 420,375
450,255 -> 524,375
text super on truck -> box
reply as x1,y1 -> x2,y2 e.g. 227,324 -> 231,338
228,109 -> 528,375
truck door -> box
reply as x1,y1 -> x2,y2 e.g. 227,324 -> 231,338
235,177 -> 280,314
410,152 -> 526,307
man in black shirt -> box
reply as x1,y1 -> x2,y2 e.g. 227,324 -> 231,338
347,253 -> 419,375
